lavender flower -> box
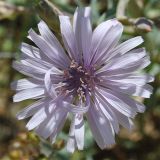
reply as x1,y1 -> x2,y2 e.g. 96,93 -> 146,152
12,7 -> 153,152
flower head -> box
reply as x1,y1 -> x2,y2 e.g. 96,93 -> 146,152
12,7 -> 153,152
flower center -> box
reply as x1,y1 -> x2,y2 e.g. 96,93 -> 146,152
63,61 -> 93,99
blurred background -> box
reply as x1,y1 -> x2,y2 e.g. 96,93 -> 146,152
0,0 -> 160,159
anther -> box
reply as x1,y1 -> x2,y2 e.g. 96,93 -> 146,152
80,78 -> 84,84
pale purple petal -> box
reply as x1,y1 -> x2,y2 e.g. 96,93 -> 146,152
73,7 -> 91,33
107,36 -> 144,61
21,43 -> 41,59
66,115 -> 76,153
113,109 -> 134,130
12,61 -> 45,79
13,87 -> 45,102
74,115 -> 85,150
73,7 -> 92,64
96,48 -> 147,74
38,20 -> 70,65
26,107 -> 47,130
21,42 -> 54,64
86,108 -> 106,149
44,68 -> 57,98
98,48 -> 146,71
59,16 -> 79,62
90,19 -> 123,65
94,96 -> 119,133
20,59 -> 49,72
96,88 -> 137,118
21,54 -> 53,69
90,19 -> 117,61
28,29 -> 67,69
103,73 -> 154,85
35,105 -> 68,139
99,79 -> 153,98
16,98 -> 48,120
86,105 -> 115,149
102,89 -> 146,113
81,18 -> 92,66
50,110 -> 68,144
11,78 -> 43,91
66,102 -> 86,152
96,56 -> 150,76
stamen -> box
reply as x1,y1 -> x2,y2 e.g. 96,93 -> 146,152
70,60 -> 78,68
62,60 -> 95,101
80,78 -> 84,84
